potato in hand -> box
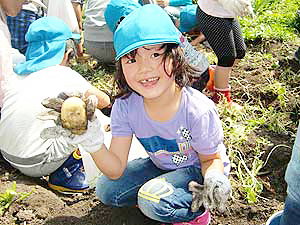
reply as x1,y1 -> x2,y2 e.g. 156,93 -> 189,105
60,97 -> 88,135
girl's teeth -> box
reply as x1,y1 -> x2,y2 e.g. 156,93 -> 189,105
141,77 -> 157,83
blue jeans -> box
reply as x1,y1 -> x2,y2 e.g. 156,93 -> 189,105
279,191 -> 300,225
96,157 -> 205,223
279,123 -> 300,225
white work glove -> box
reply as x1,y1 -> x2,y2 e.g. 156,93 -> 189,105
38,92 -> 104,153
189,170 -> 231,213
40,117 -> 104,153
218,0 -> 255,18
63,118 -> 104,153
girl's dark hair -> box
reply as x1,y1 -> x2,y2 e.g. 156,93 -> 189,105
114,43 -> 201,99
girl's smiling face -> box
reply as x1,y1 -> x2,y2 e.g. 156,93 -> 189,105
121,44 -> 175,101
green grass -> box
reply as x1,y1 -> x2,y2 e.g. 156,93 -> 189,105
0,182 -> 33,216
241,0 -> 300,42
217,98 -> 293,203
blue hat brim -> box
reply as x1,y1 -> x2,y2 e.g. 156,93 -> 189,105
116,39 -> 179,61
14,41 -> 66,75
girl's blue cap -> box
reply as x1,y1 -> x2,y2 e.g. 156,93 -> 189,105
114,4 -> 180,61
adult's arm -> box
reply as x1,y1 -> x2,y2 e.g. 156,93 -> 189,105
85,86 -> 111,109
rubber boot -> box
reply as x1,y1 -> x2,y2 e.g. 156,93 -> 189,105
212,87 -> 243,111
211,87 -> 232,105
48,149 -> 89,193
172,209 -> 211,225
161,208 -> 210,225
266,210 -> 283,225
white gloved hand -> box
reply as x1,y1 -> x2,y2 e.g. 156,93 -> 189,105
203,170 -> 231,212
39,92 -> 104,153
40,117 -> 104,153
189,170 -> 231,213
64,117 -> 104,153
218,0 -> 255,18
189,181 -> 205,213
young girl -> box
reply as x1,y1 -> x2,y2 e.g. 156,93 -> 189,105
79,4 -> 231,225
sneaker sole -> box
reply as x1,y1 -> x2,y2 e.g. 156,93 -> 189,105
48,183 -> 89,194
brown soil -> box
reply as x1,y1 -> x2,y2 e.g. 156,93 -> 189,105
0,41 -> 299,225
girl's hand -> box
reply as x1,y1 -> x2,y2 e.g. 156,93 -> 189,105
203,170 -> 231,212
189,181 -> 205,212
39,93 -> 104,153
64,118 -> 104,153
40,117 -> 104,154
188,170 -> 231,213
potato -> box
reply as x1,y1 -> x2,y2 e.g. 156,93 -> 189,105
61,97 -> 87,135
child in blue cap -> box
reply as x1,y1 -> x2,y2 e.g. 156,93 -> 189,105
90,4 -> 231,225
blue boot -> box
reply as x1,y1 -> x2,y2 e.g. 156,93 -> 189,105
48,149 -> 89,193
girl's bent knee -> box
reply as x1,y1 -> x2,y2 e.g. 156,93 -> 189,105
137,178 -> 175,220
137,178 -> 198,223
95,175 -> 116,205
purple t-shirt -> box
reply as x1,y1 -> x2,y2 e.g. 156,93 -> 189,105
111,87 -> 230,175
